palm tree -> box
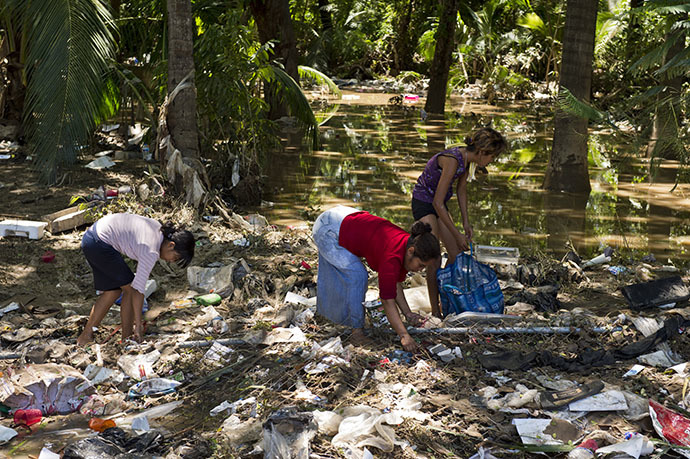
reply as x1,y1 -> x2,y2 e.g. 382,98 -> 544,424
166,0 -> 199,159
425,0 -> 459,114
1,0 -> 117,183
543,0 -> 598,193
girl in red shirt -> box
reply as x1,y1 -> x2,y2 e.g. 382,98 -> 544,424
313,206 -> 441,351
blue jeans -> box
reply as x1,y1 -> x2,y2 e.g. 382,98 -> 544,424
313,206 -> 368,328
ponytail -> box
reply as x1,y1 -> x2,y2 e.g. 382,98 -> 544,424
160,222 -> 195,268
407,221 -> 441,261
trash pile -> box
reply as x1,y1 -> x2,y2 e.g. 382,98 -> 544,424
2,150 -> 690,457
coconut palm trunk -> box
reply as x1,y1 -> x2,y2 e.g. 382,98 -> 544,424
424,0 -> 458,114
543,0 -> 598,193
166,0 -> 199,159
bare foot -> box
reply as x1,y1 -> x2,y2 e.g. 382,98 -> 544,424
76,330 -> 93,347
349,329 -> 374,347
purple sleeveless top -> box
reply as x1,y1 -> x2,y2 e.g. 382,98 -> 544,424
412,147 -> 466,203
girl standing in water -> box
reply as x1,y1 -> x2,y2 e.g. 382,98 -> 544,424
411,127 -> 507,317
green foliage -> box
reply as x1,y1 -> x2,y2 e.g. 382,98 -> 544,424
298,65 -> 342,97
6,0 -> 117,183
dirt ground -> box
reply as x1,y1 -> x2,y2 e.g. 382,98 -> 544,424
1,149 -> 690,458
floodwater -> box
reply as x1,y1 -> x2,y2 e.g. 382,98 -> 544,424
259,91 -> 690,263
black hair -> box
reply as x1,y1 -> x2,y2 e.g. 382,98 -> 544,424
464,127 -> 507,158
407,221 -> 441,261
161,222 -> 195,268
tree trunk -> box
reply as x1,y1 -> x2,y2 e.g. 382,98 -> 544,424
392,0 -> 414,76
425,0 -> 458,114
543,0 -> 597,193
110,0 -> 121,18
0,31 -> 25,124
646,30 -> 684,159
317,0 -> 332,32
250,0 -> 299,119
166,0 -> 199,159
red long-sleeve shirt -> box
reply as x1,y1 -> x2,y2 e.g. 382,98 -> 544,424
338,212 -> 409,299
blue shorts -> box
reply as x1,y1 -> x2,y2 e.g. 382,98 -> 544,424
81,222 -> 134,292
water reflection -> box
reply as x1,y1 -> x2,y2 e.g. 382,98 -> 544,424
258,92 -> 690,263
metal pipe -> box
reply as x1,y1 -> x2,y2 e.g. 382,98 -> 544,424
404,326 -> 621,335
177,338 -> 247,348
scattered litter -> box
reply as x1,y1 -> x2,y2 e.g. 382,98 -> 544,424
128,378 -> 181,398
0,219 -> 47,240
101,124 -> 120,132
203,341 -> 234,362
650,400 -> 690,458
263,408 -> 317,459
14,408 -> 42,426
581,247 -> 613,268
83,364 -> 125,385
233,237 -> 250,247
85,156 -> 116,170
638,349 -> 682,367
37,447 -> 60,459
595,434 -> 654,459
131,415 -> 150,433
1,364 -> 96,414
569,390 -> 628,412
512,418 -> 568,445
623,364 -> 646,378
118,350 -> 161,380
263,326 -> 307,345
0,425 -> 18,443
88,417 -> 116,432
622,276 -> 690,310
284,291 -> 316,307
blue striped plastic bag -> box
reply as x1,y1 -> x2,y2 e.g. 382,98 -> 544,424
436,246 -> 504,317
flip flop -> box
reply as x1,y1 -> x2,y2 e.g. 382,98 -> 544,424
538,380 -> 605,410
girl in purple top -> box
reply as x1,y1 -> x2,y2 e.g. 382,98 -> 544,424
77,213 -> 195,346
411,128 -> 507,317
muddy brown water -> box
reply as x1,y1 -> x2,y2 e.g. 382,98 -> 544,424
257,91 -> 690,264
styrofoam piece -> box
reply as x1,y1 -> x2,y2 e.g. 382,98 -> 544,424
512,418 -> 563,445
284,291 -> 316,307
569,390 -> 628,412
0,219 -> 47,240
85,156 -> 115,170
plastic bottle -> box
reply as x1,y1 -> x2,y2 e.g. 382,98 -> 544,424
567,439 -> 597,459
14,409 -> 42,427
195,293 -> 222,306
142,144 -> 151,161
88,417 -> 116,432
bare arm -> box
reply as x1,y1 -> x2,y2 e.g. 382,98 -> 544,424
456,173 -> 472,240
435,155 -> 468,251
395,283 -> 423,326
382,296 -> 418,351
426,258 -> 442,318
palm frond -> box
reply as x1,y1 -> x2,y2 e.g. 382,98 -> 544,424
298,65 -> 342,97
260,65 -> 319,149
557,88 -> 604,122
20,0 -> 116,183
111,64 -> 156,125
628,34 -> 680,75
655,43 -> 690,78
